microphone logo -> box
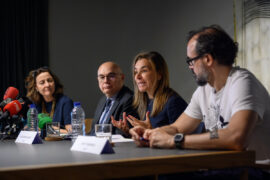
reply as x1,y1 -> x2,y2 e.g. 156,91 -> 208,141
14,101 -> 21,112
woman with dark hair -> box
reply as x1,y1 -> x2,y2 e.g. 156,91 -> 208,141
112,51 -> 188,133
25,67 -> 73,132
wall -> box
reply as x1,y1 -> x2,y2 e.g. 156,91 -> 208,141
49,0 -> 234,117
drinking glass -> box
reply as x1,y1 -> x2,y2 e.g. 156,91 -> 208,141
95,124 -> 112,142
46,122 -> 60,137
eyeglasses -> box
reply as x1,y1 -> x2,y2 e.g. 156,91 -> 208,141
97,73 -> 120,82
186,54 -> 204,66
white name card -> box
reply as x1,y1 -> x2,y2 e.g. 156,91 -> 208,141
70,136 -> 114,154
15,131 -> 43,144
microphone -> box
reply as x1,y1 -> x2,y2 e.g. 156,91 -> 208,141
38,113 -> 54,139
0,100 -> 22,120
0,89 -> 28,139
0,87 -> 19,110
18,96 -> 32,119
3,87 -> 19,100
38,113 -> 52,129
0,98 -> 12,109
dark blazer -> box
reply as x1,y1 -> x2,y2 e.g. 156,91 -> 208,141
89,86 -> 138,136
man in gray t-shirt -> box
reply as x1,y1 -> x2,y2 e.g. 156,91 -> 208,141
130,25 -> 270,161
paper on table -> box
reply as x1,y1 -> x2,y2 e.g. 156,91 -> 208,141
112,134 -> 134,143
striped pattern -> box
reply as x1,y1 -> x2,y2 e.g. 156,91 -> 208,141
244,0 -> 270,24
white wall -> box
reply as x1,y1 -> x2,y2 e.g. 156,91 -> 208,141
49,0 -> 234,117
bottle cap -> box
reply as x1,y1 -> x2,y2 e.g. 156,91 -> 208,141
74,102 -> 81,107
30,104 -> 36,108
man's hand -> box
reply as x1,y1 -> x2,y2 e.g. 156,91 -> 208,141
129,126 -> 149,147
111,112 -> 129,134
145,128 -> 175,149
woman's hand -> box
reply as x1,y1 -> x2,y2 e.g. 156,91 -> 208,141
127,111 -> 152,129
111,112 -> 130,134
60,124 -> 71,134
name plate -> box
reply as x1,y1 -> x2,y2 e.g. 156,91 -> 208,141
70,136 -> 114,154
15,131 -> 43,144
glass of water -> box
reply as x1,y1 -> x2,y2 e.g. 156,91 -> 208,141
95,124 -> 112,142
46,122 -> 60,137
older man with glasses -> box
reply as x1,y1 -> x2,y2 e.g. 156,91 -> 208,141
89,61 -> 138,137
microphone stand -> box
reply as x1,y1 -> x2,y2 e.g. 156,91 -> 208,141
0,115 -> 24,140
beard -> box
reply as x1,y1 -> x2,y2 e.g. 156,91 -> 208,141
196,76 -> 208,86
191,67 -> 209,86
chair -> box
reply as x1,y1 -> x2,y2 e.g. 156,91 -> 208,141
84,118 -> 93,134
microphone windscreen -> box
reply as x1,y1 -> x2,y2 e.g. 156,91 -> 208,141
3,100 -> 22,116
38,113 -> 52,129
3,87 -> 19,100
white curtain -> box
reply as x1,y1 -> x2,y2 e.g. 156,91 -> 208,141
234,0 -> 270,92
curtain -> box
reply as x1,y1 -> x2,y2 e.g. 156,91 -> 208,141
0,0 -> 48,98
234,0 -> 270,92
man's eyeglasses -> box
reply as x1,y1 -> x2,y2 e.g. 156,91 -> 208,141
186,54 -> 204,66
97,73 -> 120,82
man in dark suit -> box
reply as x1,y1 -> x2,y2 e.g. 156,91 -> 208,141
90,61 -> 138,136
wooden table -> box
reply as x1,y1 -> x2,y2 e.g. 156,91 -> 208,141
0,140 -> 255,179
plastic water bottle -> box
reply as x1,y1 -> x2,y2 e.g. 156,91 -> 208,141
27,104 -> 39,131
71,102 -> 85,140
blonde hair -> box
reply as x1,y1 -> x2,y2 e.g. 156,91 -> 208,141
132,51 -> 174,120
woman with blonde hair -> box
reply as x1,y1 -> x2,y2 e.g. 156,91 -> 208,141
112,51 -> 187,133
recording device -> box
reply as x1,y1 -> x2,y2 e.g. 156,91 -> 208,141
0,100 -> 22,120
0,100 -> 24,140
0,98 -> 12,109
0,87 -> 28,140
0,87 -> 19,111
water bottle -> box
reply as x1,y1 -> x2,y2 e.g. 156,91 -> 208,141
71,102 -> 85,140
27,104 -> 39,131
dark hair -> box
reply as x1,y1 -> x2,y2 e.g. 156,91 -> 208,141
25,67 -> 63,104
187,25 -> 238,66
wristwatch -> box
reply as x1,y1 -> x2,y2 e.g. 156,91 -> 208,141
174,133 -> 184,149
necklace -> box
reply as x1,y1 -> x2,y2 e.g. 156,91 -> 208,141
42,100 -> 56,118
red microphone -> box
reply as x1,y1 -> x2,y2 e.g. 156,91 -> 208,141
3,87 -> 19,100
0,100 -> 22,120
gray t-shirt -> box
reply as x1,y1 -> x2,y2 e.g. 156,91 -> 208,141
185,67 -> 270,160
